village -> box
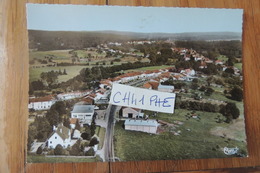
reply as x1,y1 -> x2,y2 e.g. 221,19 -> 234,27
27,38 -> 246,162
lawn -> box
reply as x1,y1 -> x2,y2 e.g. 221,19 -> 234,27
27,154 -> 100,163
234,63 -> 243,71
29,66 -> 86,82
97,127 -> 106,150
114,109 -> 247,161
217,55 -> 228,62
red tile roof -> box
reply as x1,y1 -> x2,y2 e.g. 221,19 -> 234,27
29,95 -> 54,103
70,118 -> 78,124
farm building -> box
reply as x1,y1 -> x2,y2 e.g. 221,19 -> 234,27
124,119 -> 159,134
158,84 -> 174,93
120,107 -> 144,119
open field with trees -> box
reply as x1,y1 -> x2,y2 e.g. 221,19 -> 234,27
29,66 -> 86,83
114,109 -> 247,161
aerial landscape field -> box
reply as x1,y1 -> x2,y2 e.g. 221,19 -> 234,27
26,5 -> 246,163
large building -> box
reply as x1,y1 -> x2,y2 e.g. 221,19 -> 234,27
28,95 -> 56,110
71,104 -> 95,125
124,119 -> 159,134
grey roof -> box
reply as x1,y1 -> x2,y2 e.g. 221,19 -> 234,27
56,124 -> 70,140
124,119 -> 158,127
158,84 -> 174,89
71,105 -> 95,113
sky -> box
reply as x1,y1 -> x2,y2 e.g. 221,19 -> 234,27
26,4 -> 243,33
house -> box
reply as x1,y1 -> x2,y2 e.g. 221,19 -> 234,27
28,95 -> 56,110
46,124 -> 71,149
71,129 -> 81,139
69,118 -> 78,129
143,82 -> 152,89
71,104 -> 95,125
57,91 -> 90,100
215,60 -> 224,65
158,84 -> 174,93
124,119 -> 159,134
180,69 -> 196,76
82,95 -> 95,105
120,107 -> 143,119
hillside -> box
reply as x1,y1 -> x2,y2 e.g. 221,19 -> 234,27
28,30 -> 242,51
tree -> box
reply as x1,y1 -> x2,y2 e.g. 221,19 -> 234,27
58,69 -> 62,75
205,87 -> 214,96
89,136 -> 99,146
27,124 -> 37,150
33,116 -> 52,142
75,119 -> 81,131
220,102 -> 240,121
63,117 -> 71,129
225,68 -> 235,74
191,83 -> 199,90
36,146 -> 43,155
230,86 -> 243,101
46,110 -> 61,127
30,80 -> 45,91
54,144 -> 64,155
50,101 -> 67,116
69,140 -> 82,156
63,69 -> 67,75
90,120 -> 96,137
85,147 -> 95,156
192,78 -> 199,83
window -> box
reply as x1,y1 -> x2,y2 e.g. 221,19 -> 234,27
55,137 -> 57,139
50,141 -> 52,144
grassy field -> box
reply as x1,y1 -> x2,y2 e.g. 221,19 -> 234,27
114,109 -> 247,161
27,154 -> 100,163
217,55 -> 228,62
30,50 -> 72,60
234,63 -> 242,71
29,66 -> 86,82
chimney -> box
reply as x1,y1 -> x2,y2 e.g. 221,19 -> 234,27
53,125 -> 57,131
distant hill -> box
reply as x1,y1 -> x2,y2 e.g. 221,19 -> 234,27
28,30 -> 242,51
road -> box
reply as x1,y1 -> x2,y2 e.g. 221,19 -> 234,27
102,79 -> 150,162
103,104 -> 116,162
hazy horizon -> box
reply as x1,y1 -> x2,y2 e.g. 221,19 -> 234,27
27,4 -> 243,34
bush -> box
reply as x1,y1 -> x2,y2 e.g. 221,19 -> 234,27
230,86 -> 243,101
85,147 -> 95,156
205,87 -> 214,96
220,102 -> 240,121
69,140 -> 82,156
36,146 -> 43,155
54,144 -> 65,155
89,136 -> 99,147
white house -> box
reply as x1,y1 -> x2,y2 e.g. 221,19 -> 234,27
57,91 -> 90,100
28,95 -> 56,110
46,124 -> 71,149
120,107 -> 143,119
124,119 -> 159,134
71,104 -> 95,125
158,84 -> 174,93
